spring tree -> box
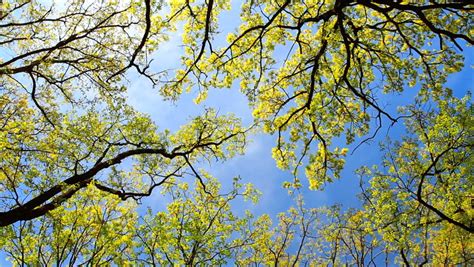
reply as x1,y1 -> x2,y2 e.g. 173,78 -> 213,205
0,0 -> 472,265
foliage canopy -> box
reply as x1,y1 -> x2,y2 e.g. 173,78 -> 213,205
0,0 -> 472,265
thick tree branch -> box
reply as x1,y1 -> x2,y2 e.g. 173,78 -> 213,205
0,147 -> 183,226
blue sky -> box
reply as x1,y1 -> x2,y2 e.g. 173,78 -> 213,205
0,1 -> 473,265
124,40 -> 472,264
123,3 -> 474,221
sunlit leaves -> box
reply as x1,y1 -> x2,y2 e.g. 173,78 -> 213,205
169,0 -> 472,189
359,93 -> 473,264
2,185 -> 137,266
0,0 -> 472,265
132,177 -> 261,265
